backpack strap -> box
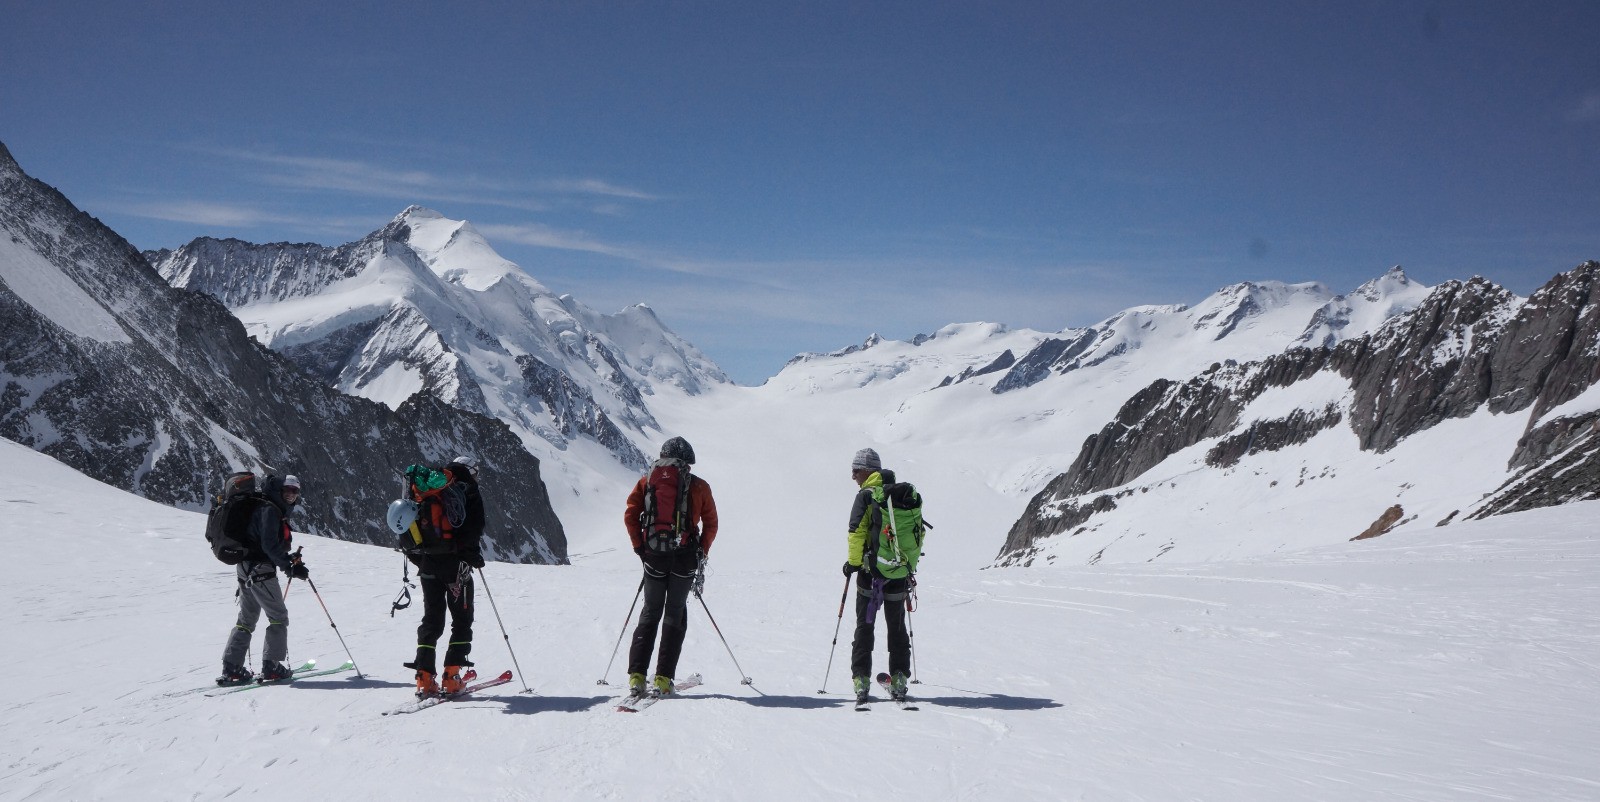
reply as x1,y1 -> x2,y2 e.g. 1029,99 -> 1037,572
860,486 -> 884,572
675,468 -> 694,544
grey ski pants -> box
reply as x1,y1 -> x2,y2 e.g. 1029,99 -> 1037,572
223,563 -> 289,666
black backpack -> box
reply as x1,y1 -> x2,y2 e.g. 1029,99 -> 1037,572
204,471 -> 270,565
639,458 -> 695,554
399,465 -> 470,555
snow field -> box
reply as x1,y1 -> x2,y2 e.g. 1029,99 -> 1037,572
3,439 -> 1599,800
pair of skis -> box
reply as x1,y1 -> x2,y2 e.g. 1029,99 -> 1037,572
382,669 -> 516,715
854,672 -> 919,711
196,659 -> 358,697
614,673 -> 703,712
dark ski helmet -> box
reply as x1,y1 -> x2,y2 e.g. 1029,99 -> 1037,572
660,436 -> 696,464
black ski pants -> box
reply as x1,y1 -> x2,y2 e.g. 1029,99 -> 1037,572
851,575 -> 910,680
627,561 -> 693,680
414,561 -> 474,672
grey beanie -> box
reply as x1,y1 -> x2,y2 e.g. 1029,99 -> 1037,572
851,448 -> 881,472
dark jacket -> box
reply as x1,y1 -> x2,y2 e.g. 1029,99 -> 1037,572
246,475 -> 296,573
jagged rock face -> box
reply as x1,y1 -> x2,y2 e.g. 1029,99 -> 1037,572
144,236 -> 367,307
1001,264 -> 1600,563
936,349 -> 1016,389
0,142 -> 566,564
1330,277 -> 1521,453
1485,264 -> 1600,422
992,331 -> 1097,393
1471,414 -> 1600,518
1042,347 -> 1336,501
518,355 -> 646,470
1205,404 -> 1344,469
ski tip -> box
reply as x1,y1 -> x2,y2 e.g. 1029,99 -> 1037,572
876,672 -> 891,682
497,670 -> 514,680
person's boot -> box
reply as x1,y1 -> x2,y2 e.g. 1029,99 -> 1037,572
216,662 -> 255,686
627,672 -> 648,698
442,665 -> 467,695
652,674 -> 675,697
260,661 -> 293,682
852,675 -> 871,704
414,670 -> 439,698
890,672 -> 909,702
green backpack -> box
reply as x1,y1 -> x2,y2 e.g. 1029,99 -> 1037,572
864,481 -> 929,580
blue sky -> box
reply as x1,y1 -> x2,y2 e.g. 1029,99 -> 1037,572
3,1 -> 1598,384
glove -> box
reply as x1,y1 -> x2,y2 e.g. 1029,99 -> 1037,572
288,562 -> 310,580
633,545 -> 646,557
842,561 -> 859,577
465,553 -> 485,569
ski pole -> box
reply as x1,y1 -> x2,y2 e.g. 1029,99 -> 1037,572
597,575 -> 646,685
304,576 -> 364,678
476,568 -> 533,693
694,588 -> 752,685
283,546 -> 302,599
906,601 -> 920,684
817,576 -> 851,693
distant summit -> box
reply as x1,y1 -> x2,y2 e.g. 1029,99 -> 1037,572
149,208 -> 731,486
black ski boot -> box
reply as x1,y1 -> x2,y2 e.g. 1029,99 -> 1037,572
216,662 -> 255,686
260,661 -> 294,682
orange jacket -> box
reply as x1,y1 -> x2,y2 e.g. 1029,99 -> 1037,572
625,473 -> 718,554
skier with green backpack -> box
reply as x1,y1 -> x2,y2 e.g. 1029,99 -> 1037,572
842,448 -> 927,705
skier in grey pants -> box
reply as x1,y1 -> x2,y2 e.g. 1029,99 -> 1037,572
218,475 -> 309,685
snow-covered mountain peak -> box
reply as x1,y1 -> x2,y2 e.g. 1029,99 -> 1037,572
1352,265 -> 1415,301
1298,267 -> 1434,348
392,206 -> 521,292
1188,280 -> 1334,340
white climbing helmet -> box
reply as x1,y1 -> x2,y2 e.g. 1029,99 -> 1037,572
386,498 -> 420,535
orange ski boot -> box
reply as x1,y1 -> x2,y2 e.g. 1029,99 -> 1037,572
442,666 -> 467,695
414,669 -> 439,698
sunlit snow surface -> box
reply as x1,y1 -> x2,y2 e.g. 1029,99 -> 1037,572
3,438 -> 1596,800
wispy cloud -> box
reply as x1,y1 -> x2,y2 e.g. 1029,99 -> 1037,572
1570,93 -> 1600,122
475,221 -> 766,282
476,222 -> 654,263
106,200 -> 371,235
184,145 -> 661,213
536,178 -> 662,201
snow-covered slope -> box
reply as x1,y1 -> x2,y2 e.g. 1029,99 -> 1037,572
149,208 -> 730,530
670,273 -> 1429,572
5,436 -> 1598,800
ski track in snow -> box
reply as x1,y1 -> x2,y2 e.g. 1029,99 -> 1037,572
2,439 -> 1599,800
